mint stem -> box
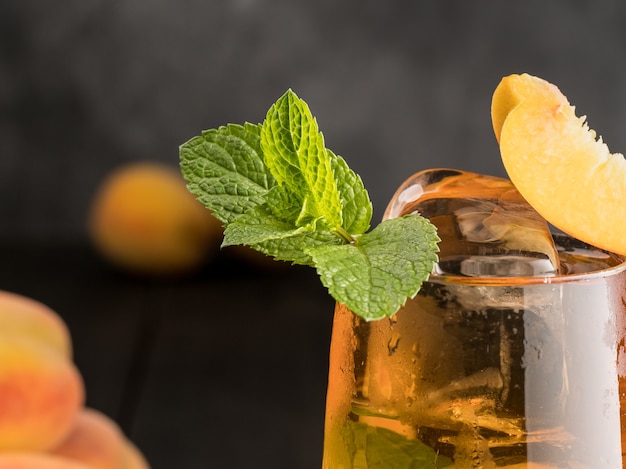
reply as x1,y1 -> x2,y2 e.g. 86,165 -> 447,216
334,226 -> 356,244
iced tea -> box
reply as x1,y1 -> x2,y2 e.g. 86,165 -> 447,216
322,170 -> 626,468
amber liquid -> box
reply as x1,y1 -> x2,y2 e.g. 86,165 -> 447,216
322,239 -> 626,468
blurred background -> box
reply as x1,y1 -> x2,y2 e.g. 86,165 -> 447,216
2,0 -> 626,467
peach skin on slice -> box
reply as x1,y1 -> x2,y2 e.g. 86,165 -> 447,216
491,73 -> 626,255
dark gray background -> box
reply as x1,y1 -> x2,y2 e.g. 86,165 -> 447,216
3,0 -> 626,241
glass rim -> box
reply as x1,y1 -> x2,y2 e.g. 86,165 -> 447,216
427,233 -> 626,287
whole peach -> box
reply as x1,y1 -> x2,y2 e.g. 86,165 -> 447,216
88,162 -> 222,276
0,338 -> 84,452
0,290 -> 72,359
0,453 -> 90,469
122,438 -> 150,469
49,407 -> 150,469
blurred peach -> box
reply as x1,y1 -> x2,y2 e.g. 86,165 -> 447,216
0,290 -> 72,359
122,437 -> 150,469
0,339 -> 84,452
50,407 -> 149,469
88,162 -> 222,276
0,453 -> 90,469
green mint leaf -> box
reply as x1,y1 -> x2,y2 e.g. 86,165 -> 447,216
265,185 -> 303,222
305,215 -> 440,321
223,205 -> 341,265
328,149 -> 372,235
345,421 -> 453,468
261,90 -> 344,228
180,123 -> 274,224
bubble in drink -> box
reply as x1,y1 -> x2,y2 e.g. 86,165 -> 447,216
322,170 -> 626,468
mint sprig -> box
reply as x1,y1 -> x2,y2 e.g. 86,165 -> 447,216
180,89 -> 440,321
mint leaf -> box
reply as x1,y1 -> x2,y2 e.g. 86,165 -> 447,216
180,123 -> 274,224
261,90 -> 344,228
222,204 -> 341,265
328,149 -> 372,235
305,215 -> 440,321
265,185 -> 304,223
344,421 -> 452,468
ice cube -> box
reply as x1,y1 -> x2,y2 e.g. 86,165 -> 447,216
384,169 -> 560,277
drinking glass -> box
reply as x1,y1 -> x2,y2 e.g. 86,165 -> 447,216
321,169 -> 626,468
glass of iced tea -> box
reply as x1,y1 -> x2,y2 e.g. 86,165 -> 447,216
322,169 -> 626,468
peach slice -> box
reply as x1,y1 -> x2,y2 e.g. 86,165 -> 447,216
491,73 -> 626,255
0,290 -> 72,359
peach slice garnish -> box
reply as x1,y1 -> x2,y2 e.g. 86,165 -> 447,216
491,73 -> 626,255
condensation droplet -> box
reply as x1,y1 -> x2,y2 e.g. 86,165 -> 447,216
388,332 -> 401,355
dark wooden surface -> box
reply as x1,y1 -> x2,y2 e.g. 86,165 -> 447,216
0,242 -> 334,469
